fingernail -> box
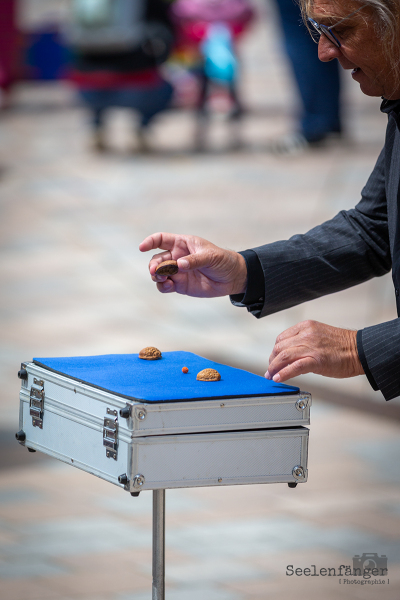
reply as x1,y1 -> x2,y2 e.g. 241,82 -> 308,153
178,259 -> 189,270
163,280 -> 172,290
273,374 -> 281,383
265,371 -> 271,380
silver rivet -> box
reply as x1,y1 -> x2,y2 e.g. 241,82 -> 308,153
296,397 -> 309,411
133,474 -> 145,488
292,465 -> 305,480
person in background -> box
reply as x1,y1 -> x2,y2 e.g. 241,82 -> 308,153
271,0 -> 342,153
170,0 -> 254,150
66,0 -> 174,152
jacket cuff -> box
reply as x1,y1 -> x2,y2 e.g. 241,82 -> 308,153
356,329 -> 379,391
230,249 -> 265,305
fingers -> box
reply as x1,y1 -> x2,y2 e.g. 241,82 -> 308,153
149,252 -> 193,275
267,346 -> 318,381
141,233 -> 194,282
139,232 -> 177,253
141,232 -> 245,298
152,248 -> 212,286
268,329 -> 298,367
267,340 -> 318,379
149,251 -> 173,280
266,321 -> 322,382
265,321 -> 363,383
270,358 -> 316,383
156,279 -> 176,293
274,322 -> 302,343
177,248 -> 214,272
268,320 -> 316,365
141,233 -> 216,272
148,240 -> 220,284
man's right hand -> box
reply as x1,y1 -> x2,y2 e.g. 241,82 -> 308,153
139,232 -> 248,298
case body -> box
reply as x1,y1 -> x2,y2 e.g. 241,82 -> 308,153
18,360 -> 310,492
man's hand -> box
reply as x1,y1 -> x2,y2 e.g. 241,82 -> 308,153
139,232 -> 247,298
266,320 -> 364,382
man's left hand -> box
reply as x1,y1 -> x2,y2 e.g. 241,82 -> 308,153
266,320 -> 364,383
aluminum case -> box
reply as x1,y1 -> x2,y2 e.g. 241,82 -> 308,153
17,361 -> 310,492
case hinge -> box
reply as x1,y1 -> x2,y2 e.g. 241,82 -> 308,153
30,378 -> 44,429
103,410 -> 119,460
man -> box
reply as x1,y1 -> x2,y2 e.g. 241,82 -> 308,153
140,0 -> 400,401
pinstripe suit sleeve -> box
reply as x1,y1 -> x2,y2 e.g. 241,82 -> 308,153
355,123 -> 400,401
244,148 -> 391,318
358,320 -> 400,400
232,147 -> 400,400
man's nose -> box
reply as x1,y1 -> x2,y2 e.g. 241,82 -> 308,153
318,34 -> 341,62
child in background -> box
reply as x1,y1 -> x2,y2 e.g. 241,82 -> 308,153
170,0 -> 254,150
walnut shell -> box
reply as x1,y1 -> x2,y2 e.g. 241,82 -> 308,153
196,368 -> 221,382
155,260 -> 179,276
139,346 -> 162,360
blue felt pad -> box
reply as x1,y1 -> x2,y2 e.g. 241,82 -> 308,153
33,352 -> 299,403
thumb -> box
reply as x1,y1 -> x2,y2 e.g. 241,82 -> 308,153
177,251 -> 211,272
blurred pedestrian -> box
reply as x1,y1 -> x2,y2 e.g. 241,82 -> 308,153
171,0 -> 254,150
271,0 -> 342,153
65,0 -> 175,151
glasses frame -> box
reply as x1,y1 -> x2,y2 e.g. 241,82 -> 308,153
307,4 -> 367,48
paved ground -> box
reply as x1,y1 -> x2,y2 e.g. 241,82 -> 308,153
1,401 -> 400,600
1,1 -> 400,598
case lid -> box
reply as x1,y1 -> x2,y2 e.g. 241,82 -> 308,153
33,351 -> 299,402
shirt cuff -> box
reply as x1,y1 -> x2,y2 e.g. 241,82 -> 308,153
230,249 -> 265,306
356,329 -> 379,391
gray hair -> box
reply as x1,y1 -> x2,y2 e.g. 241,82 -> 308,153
298,0 -> 400,54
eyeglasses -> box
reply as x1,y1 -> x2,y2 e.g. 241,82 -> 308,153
307,4 -> 367,48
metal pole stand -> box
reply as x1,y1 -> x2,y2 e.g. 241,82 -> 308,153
152,489 -> 165,600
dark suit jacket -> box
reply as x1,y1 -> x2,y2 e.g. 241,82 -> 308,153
232,99 -> 400,401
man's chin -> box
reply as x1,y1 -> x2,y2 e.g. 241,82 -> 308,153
351,69 -> 383,97
358,84 -> 382,97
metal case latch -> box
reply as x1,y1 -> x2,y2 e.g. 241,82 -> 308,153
103,409 -> 119,460
30,378 -> 44,429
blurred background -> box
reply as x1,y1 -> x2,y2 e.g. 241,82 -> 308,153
1,0 -> 399,599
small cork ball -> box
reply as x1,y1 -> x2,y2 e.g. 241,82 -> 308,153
196,368 -> 221,382
182,366 -> 189,374
139,346 -> 162,360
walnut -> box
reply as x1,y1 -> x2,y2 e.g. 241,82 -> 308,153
139,346 -> 162,360
196,368 -> 221,381
155,260 -> 179,276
